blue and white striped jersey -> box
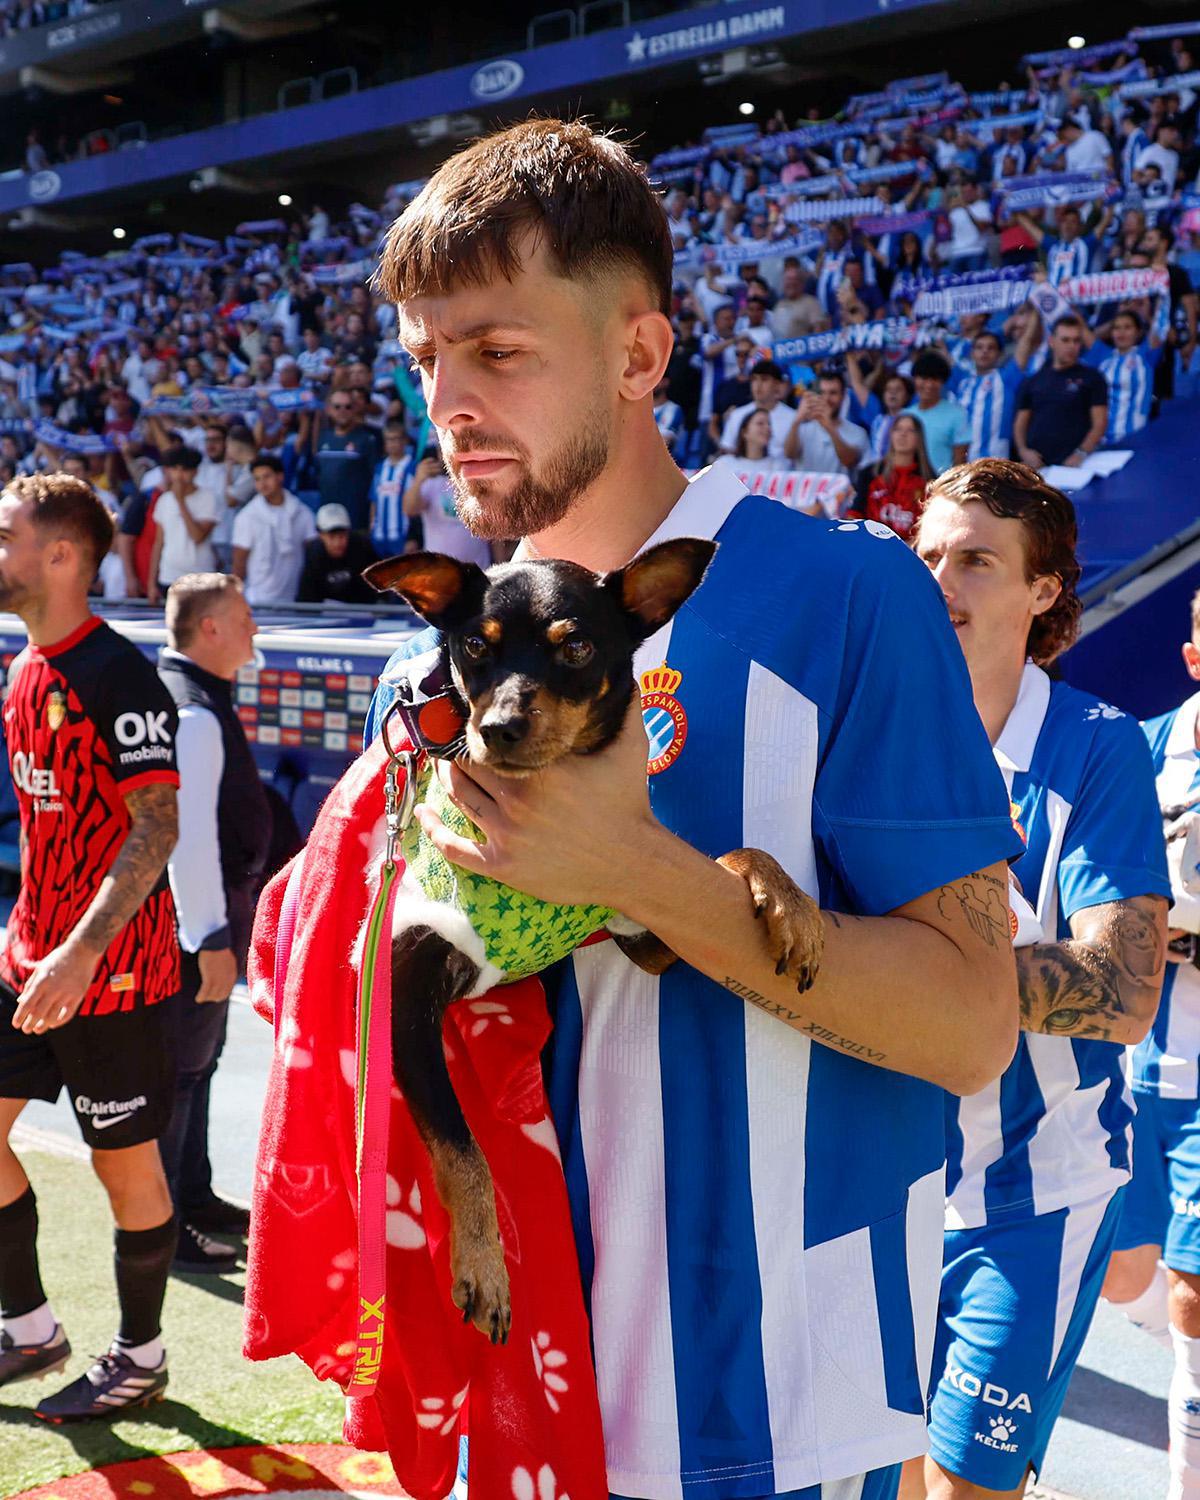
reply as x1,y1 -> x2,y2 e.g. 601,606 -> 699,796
370,457 -> 408,549
946,665 -> 1170,1230
366,465 -> 1021,1498
1084,342 -> 1161,444
1045,235 -> 1096,286
950,362 -> 1024,460
1135,693 -> 1200,1100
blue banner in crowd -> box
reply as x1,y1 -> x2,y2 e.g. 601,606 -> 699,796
31,420 -> 114,453
672,231 -> 823,270
1118,69 -> 1200,101
775,317 -> 917,363
1023,39 -> 1133,68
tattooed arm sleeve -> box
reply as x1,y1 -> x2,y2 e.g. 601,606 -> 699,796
71,783 -> 179,955
1015,894 -> 1168,1044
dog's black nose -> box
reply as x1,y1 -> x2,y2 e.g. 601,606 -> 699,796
480,717 -> 529,751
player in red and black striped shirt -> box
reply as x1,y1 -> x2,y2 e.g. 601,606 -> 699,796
0,474 -> 182,1421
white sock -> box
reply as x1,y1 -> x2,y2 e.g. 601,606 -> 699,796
114,1334 -> 165,1370
1120,1260 -> 1174,1349
1169,1324 -> 1200,1500
2,1300 -> 58,1346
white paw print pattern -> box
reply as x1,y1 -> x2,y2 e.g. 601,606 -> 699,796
416,1383 -> 468,1436
521,1115 -> 562,1162
1084,703 -> 1125,721
531,1330 -> 569,1413
277,1015 -> 313,1070
326,1248 -> 355,1291
835,519 -> 897,540
989,1415 -> 1017,1441
467,999 -> 515,1037
511,1464 -> 570,1500
385,1175 -> 426,1250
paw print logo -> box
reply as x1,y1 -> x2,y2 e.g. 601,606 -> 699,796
531,1329 -> 569,1412
416,1383 -> 467,1436
385,1176 -> 425,1250
1084,703 -> 1124,722
512,1464 -> 570,1500
468,999 -> 515,1037
990,1415 -> 1017,1441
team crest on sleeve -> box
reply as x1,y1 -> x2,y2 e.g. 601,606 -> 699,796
47,690 -> 66,732
1010,800 -> 1027,844
640,663 -> 687,775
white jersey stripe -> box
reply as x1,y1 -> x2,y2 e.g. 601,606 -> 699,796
907,1165 -> 947,1398
742,663 -> 820,1481
575,940 -> 684,1500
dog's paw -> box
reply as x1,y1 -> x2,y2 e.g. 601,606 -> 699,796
451,1233 -> 512,1346
718,848 -> 824,993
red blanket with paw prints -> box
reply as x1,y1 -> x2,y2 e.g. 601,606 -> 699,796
242,736 -> 608,1500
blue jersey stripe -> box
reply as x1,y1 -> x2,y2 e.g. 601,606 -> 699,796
656,619 -> 776,1491
870,1207 -> 924,1417
984,1039 -> 1044,1216
547,961 -> 597,1328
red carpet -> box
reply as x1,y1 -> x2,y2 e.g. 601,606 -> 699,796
10,1444 -> 410,1500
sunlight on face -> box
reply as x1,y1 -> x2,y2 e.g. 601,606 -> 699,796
397,239 -> 621,541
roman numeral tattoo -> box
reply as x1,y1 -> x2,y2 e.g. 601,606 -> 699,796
721,977 -> 887,1062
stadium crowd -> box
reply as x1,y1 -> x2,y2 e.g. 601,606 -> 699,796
0,21 -> 1198,591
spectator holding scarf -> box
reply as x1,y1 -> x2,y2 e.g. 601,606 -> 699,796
1081,307 -> 1164,443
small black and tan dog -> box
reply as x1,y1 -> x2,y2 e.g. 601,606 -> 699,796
364,539 -> 822,1343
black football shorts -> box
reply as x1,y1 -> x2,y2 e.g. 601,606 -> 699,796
0,980 -> 172,1150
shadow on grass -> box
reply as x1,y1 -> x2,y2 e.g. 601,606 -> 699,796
0,1397 -> 262,1470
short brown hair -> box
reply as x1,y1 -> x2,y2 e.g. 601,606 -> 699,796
165,572 -> 242,649
376,118 -> 674,315
924,458 -> 1082,665
5,472 -> 114,574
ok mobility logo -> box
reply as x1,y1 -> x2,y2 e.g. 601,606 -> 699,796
625,5 -> 786,64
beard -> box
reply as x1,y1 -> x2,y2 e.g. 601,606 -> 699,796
445,397 -> 611,542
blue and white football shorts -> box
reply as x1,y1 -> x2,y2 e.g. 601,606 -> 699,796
457,1440 -> 900,1500
612,1471 -> 900,1500
1116,1091 -> 1200,1274
926,1188 -> 1124,1491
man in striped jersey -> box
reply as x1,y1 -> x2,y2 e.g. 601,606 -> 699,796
1104,590 -> 1200,1500
1081,308 -> 1163,444
1017,204 -> 1111,287
365,119 -> 1024,1500
910,459 -> 1169,1500
949,321 -> 1042,461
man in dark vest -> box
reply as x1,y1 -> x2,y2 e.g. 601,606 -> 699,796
158,574 -> 272,1273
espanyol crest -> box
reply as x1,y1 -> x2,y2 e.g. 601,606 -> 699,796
640,662 -> 687,775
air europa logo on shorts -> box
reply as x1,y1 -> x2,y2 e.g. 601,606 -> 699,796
640,663 -> 687,775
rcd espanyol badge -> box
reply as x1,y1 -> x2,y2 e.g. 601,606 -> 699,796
640,663 -> 687,775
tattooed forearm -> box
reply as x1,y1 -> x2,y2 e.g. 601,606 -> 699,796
936,869 -> 1010,950
722,977 -> 887,1062
1016,895 -> 1167,1042
71,783 -> 179,955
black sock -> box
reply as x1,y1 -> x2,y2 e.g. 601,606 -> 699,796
113,1217 -> 178,1346
0,1186 -> 46,1320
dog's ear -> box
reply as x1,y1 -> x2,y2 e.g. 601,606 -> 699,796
603,537 -> 717,642
363,552 -> 488,628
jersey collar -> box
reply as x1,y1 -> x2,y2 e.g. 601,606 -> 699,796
1165,690 -> 1200,758
30,614 -> 102,660
637,460 -> 749,553
993,661 -> 1051,776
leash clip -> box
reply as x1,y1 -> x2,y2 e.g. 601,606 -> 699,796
381,703 -> 417,869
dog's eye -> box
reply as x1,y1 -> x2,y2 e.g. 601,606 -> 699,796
560,637 -> 594,667
462,635 -> 489,660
